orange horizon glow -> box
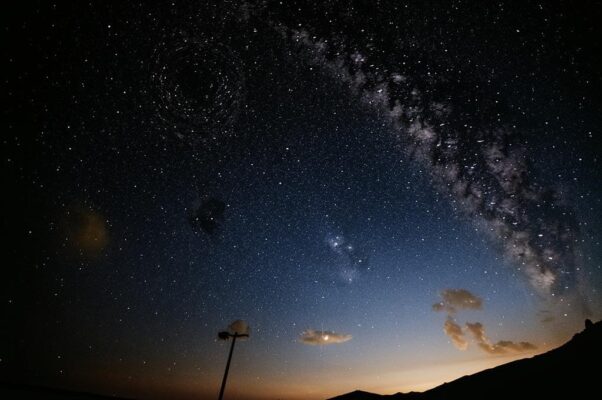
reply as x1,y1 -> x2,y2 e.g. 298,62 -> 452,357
49,342 -> 557,400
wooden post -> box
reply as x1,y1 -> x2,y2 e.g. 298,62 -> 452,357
218,333 -> 238,400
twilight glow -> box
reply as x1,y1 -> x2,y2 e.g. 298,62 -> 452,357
4,2 -> 601,399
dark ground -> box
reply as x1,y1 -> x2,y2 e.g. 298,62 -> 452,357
3,320 -> 600,399
331,319 -> 602,400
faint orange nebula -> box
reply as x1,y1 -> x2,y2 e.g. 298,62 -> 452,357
62,206 -> 109,259
75,211 -> 108,256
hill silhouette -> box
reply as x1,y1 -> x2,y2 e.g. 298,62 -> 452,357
330,319 -> 602,400
2,320 -> 599,399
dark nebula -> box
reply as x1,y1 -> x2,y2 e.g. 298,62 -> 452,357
3,2 -> 601,399
189,197 -> 227,235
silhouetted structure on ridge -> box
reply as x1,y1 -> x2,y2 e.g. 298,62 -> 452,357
331,319 -> 602,400
2,320 -> 599,399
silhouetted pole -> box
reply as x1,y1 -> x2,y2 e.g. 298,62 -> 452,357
217,321 -> 249,400
218,333 -> 238,400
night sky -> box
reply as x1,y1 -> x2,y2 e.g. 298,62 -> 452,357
3,1 -> 602,399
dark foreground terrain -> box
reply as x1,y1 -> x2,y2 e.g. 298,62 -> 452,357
0,383 -> 132,399
2,320 -> 600,399
331,319 -> 602,400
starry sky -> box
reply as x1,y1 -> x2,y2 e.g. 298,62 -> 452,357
3,1 -> 602,399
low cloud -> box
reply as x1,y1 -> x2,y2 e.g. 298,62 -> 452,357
434,289 -> 536,355
433,289 -> 483,314
444,317 -> 468,350
299,330 -> 352,346
465,322 -> 537,355
229,320 -> 250,336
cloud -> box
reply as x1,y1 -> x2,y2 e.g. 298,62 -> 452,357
229,320 -> 250,336
443,317 -> 468,350
433,289 -> 536,354
465,322 -> 537,355
299,330 -> 352,346
433,289 -> 483,314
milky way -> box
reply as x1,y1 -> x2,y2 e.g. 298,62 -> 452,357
151,1 -> 588,300
4,2 -> 601,399
268,17 -> 584,301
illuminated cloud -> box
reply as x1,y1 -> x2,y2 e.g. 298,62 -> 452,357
433,289 -> 483,314
433,289 -> 536,354
465,322 -> 537,355
444,317 -> 468,350
299,330 -> 352,346
229,320 -> 250,336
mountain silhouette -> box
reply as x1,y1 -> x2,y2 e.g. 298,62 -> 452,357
2,320 -> 599,399
330,319 -> 602,400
